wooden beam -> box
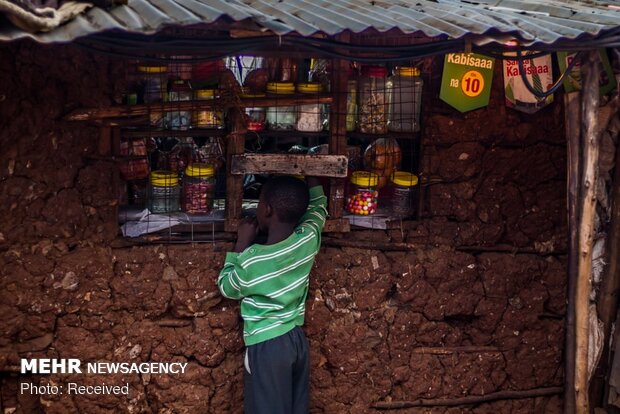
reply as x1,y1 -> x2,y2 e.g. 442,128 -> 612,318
328,36 -> 350,220
65,96 -> 333,121
564,90 -> 582,414
575,50 -> 600,413
225,110 -> 247,232
231,154 -> 348,177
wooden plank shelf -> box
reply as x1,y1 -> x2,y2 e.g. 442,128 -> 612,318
347,131 -> 421,141
245,130 -> 329,139
121,128 -> 227,138
65,95 -> 333,122
231,154 -> 348,177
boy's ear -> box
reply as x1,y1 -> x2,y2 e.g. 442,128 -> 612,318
265,203 -> 274,218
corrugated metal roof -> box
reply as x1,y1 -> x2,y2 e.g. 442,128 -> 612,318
1,0 -> 620,45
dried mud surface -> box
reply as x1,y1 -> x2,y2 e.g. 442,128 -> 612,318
1,41 -> 566,413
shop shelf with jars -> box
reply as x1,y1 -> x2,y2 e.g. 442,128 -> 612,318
69,55 -> 427,240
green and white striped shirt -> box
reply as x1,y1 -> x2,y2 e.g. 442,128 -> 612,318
217,186 -> 327,345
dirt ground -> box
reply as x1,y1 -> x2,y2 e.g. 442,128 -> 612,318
0,41 -> 566,413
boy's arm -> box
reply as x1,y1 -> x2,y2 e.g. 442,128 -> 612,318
299,177 -> 328,233
217,252 -> 246,300
217,218 -> 258,300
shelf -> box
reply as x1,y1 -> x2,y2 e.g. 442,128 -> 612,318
245,130 -> 329,139
347,131 -> 421,140
65,95 -> 333,122
121,128 -> 227,138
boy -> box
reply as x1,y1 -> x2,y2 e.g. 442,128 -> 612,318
217,176 -> 327,414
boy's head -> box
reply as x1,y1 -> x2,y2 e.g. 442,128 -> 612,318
257,176 -> 309,232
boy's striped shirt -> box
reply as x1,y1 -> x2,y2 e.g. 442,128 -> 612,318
217,186 -> 327,345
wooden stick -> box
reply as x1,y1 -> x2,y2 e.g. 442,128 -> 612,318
591,108 -> 620,407
411,346 -> 501,355
321,237 -> 565,254
322,238 -> 418,251
371,386 -> 563,409
564,90 -> 581,414
575,50 -> 600,413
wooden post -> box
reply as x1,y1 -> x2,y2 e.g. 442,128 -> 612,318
328,33 -> 350,221
99,126 -> 112,156
592,110 -> 620,408
225,108 -> 247,232
564,90 -> 581,414
575,50 -> 600,413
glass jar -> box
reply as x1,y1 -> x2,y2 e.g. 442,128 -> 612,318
296,82 -> 327,132
241,91 -> 267,132
346,171 -> 379,215
266,82 -> 296,130
358,66 -> 388,134
346,79 -> 357,132
164,80 -> 192,130
148,171 -> 180,214
182,164 -> 216,214
193,89 -> 224,129
388,67 -> 423,132
390,171 -> 418,218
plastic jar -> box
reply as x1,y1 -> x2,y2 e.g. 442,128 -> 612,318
193,89 -> 224,129
296,82 -> 327,132
358,66 -> 388,134
241,91 -> 267,132
346,171 -> 379,215
390,171 -> 418,217
346,78 -> 357,132
182,164 -> 216,214
148,171 -> 180,214
266,82 -> 296,130
136,65 -> 168,127
138,65 -> 167,104
388,67 -> 423,132
165,80 -> 192,130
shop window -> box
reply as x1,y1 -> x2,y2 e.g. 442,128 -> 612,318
71,54 -> 424,241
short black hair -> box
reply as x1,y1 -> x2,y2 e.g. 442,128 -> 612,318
261,176 -> 309,224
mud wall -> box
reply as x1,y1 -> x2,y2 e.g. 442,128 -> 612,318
0,41 -> 566,413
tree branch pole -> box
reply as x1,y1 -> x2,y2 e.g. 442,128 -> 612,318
575,50 -> 600,413
371,387 -> 563,409
564,88 -> 582,414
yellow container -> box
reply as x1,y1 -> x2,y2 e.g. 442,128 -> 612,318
350,171 -> 379,187
390,171 -> 418,186
185,163 -> 215,177
195,89 -> 218,99
347,172 -> 379,215
194,89 -> 224,129
150,171 -> 179,187
390,171 -> 418,218
297,82 -> 322,94
395,67 -> 421,77
137,65 -> 167,74
266,82 -> 295,95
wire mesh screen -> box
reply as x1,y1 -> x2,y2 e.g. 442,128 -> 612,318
115,55 -> 424,241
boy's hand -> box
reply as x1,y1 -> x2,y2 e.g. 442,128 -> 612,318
234,217 -> 259,253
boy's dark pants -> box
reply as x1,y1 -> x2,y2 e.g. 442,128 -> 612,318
244,326 -> 309,414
